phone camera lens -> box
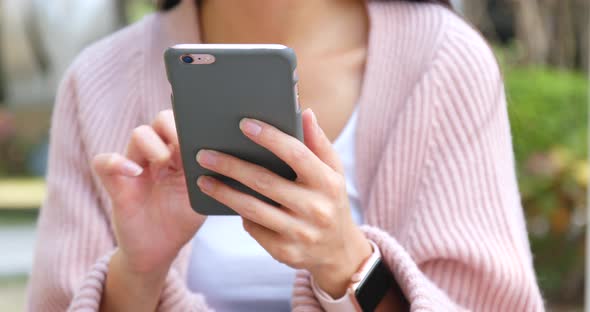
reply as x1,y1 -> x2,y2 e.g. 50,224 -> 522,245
181,55 -> 194,63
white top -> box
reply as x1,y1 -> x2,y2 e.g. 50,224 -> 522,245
187,110 -> 361,311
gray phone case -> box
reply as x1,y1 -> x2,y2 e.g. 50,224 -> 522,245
164,44 -> 302,215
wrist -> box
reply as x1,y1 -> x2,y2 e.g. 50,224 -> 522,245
113,249 -> 171,282
311,229 -> 372,298
101,250 -> 171,311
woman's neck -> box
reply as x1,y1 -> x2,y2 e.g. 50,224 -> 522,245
198,0 -> 368,56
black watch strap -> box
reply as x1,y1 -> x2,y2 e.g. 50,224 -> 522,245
354,258 -> 409,311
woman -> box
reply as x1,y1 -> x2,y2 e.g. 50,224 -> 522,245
27,0 -> 544,311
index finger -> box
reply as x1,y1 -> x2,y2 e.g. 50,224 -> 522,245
125,125 -> 171,167
239,118 -> 332,185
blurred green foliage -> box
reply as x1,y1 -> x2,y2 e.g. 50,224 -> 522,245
507,68 -> 588,162
504,64 -> 588,302
127,1 -> 156,23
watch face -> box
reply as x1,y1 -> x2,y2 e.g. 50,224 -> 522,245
355,258 -> 395,312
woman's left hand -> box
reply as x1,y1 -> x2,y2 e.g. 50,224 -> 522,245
196,108 -> 372,298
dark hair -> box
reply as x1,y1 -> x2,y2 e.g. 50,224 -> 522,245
158,0 -> 181,10
157,0 -> 451,11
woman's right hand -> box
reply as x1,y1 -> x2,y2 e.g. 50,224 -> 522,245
93,109 -> 206,275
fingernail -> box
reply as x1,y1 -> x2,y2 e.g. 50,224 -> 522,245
197,176 -> 214,192
240,118 -> 262,136
122,161 -> 143,177
196,150 -> 218,167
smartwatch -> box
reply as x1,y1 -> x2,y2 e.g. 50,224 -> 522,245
348,241 -> 395,311
312,240 -> 409,311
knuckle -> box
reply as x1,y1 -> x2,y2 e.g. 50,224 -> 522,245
205,182 -> 218,196
253,170 -> 274,190
158,147 -> 172,162
312,203 -> 335,228
132,125 -> 144,135
272,244 -> 306,268
288,252 -> 305,269
240,197 -> 258,219
206,152 -> 231,173
275,245 -> 295,262
288,142 -> 308,163
154,111 -> 166,124
218,155 -> 234,173
307,200 -> 323,215
261,128 -> 279,146
325,173 -> 345,197
291,259 -> 305,269
155,110 -> 175,128
293,227 -> 319,245
163,149 -> 173,161
204,178 -> 222,196
152,150 -> 172,165
105,153 -> 120,170
131,125 -> 150,138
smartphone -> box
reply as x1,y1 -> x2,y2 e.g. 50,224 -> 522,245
164,44 -> 303,215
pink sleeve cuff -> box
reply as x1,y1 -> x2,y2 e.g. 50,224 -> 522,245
66,249 -> 210,312
67,249 -> 116,311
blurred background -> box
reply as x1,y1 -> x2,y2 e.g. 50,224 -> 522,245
0,0 -> 588,310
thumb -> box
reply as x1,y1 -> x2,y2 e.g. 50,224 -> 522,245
302,108 -> 343,173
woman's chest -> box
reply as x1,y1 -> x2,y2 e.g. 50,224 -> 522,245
297,49 -> 366,142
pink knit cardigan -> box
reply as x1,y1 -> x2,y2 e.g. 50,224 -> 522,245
27,0 -> 544,311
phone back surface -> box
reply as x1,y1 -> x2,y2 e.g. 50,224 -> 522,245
164,44 -> 302,215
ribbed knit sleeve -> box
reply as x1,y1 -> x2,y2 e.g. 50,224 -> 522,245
26,67 -> 211,312
391,24 -> 543,311
292,14 -> 544,312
